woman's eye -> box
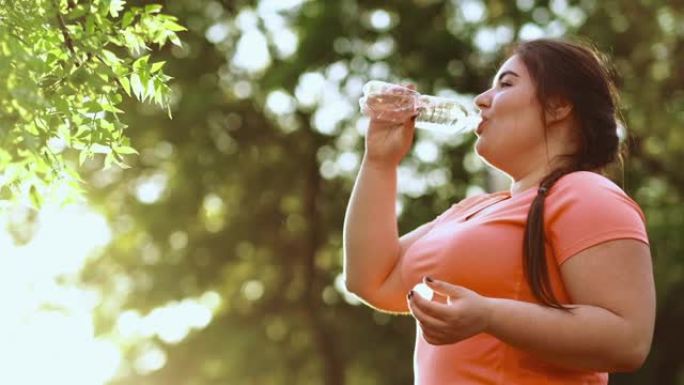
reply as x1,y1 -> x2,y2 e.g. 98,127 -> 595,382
499,82 -> 512,88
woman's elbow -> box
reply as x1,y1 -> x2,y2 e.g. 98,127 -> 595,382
613,340 -> 652,372
343,278 -> 407,313
343,276 -> 372,300
343,279 -> 361,297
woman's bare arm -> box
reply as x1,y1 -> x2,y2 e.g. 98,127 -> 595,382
485,239 -> 655,372
343,156 -> 436,313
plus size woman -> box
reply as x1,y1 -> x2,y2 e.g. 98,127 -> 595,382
343,38 -> 655,384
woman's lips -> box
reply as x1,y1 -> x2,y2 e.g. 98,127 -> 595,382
476,118 -> 488,134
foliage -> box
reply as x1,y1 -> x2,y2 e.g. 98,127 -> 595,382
0,0 -> 184,206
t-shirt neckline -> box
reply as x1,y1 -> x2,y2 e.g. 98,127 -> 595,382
463,187 -> 538,221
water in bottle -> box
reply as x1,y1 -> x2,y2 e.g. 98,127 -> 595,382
359,80 -> 481,134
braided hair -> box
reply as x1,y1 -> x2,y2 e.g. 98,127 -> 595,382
514,39 -> 624,310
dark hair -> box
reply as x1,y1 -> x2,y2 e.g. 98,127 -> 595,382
514,38 -> 624,310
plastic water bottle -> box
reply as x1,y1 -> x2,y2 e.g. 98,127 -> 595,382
359,80 -> 481,134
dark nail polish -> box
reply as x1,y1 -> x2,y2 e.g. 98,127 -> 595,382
425,276 -> 433,283
408,291 -> 414,300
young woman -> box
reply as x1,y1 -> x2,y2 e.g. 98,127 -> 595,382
343,38 -> 655,384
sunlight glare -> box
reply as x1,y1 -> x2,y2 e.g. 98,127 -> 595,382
295,72 -> 326,108
0,203 -> 117,385
115,295 -> 218,346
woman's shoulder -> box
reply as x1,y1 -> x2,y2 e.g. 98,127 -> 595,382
544,171 -> 649,261
551,170 -> 627,196
546,170 -> 646,222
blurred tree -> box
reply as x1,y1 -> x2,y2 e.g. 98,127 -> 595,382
0,0 -> 184,206
76,0 -> 683,384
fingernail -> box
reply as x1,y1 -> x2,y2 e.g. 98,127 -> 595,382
425,276 -> 433,283
407,290 -> 414,300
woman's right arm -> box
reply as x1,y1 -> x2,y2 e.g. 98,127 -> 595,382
343,89 -> 430,312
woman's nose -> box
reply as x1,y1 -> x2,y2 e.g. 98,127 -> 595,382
474,89 -> 491,111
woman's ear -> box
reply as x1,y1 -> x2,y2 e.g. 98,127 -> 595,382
545,97 -> 573,124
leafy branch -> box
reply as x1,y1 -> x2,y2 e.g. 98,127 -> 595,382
52,0 -> 79,62
0,0 -> 185,207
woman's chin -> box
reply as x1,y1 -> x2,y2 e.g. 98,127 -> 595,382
474,138 -> 487,157
474,140 -> 496,167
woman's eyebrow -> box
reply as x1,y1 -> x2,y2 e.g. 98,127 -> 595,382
492,70 -> 520,86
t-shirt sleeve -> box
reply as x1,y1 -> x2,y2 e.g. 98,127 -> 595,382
545,173 -> 650,266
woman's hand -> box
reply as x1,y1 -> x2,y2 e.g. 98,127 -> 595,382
363,84 -> 418,168
407,277 -> 493,345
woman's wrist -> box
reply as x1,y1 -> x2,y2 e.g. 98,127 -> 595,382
361,153 -> 399,171
482,296 -> 501,335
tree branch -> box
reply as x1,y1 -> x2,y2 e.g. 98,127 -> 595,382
51,0 -> 80,65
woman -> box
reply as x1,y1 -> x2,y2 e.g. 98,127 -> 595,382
343,38 -> 655,384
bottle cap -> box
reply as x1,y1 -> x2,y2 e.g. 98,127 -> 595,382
412,283 -> 434,300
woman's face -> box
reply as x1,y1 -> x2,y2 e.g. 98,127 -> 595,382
473,55 -> 546,176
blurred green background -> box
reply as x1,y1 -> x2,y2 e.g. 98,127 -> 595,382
2,0 -> 683,384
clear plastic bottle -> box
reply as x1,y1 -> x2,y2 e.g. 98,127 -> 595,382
359,80 -> 481,134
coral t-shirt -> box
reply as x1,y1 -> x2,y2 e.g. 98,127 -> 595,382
400,171 -> 650,385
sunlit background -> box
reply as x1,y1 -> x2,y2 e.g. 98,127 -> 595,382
0,202 -> 225,384
3,0 -> 684,384
0,203 -> 117,384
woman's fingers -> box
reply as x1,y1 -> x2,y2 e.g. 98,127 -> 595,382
364,83 -> 417,123
365,95 -> 415,124
408,292 -> 448,330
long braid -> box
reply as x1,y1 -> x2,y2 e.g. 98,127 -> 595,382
522,167 -> 578,310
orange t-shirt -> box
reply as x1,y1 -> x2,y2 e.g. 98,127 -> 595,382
399,171 -> 650,385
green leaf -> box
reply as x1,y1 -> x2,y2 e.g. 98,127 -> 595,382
164,20 -> 187,32
130,73 -> 144,99
75,125 -> 90,140
145,4 -> 163,14
103,152 -> 115,170
115,145 -> 139,155
150,61 -> 166,73
119,76 -> 131,96
66,6 -> 88,21
138,71 -> 151,101
109,0 -> 126,18
169,33 -> 182,47
101,49 -> 121,65
133,54 -> 150,71
146,77 -> 156,102
85,100 -> 102,113
85,14 -> 96,34
100,119 -> 115,132
123,30 -> 148,54
122,11 -> 135,28
102,102 -> 124,114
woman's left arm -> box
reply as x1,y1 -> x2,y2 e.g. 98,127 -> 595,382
408,239 -> 656,373
486,238 -> 655,372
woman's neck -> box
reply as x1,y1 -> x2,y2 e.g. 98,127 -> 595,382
509,161 -> 571,196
